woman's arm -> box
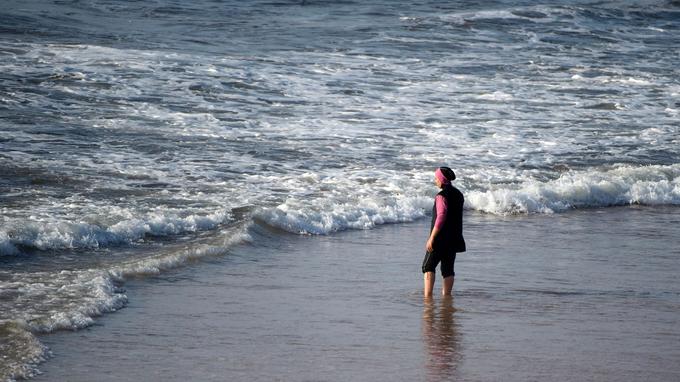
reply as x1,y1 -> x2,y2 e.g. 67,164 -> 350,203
426,195 -> 447,252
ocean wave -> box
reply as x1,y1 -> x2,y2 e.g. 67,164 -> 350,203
109,224 -> 252,277
256,164 -> 680,235
466,164 -> 680,214
0,269 -> 125,382
29,272 -> 128,333
5,228 -> 248,314
257,195 -> 431,235
0,224 -> 251,381
5,224 -> 250,333
4,166 -> 677,251
0,210 -> 230,256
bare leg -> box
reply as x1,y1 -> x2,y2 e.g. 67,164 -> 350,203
442,276 -> 454,296
424,272 -> 435,297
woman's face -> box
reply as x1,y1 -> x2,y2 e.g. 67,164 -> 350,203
434,176 -> 442,188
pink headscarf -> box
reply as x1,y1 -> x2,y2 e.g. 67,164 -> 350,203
435,168 -> 450,185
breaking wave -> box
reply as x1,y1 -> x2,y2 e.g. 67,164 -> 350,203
257,164 -> 680,234
466,164 -> 680,214
0,210 -> 230,256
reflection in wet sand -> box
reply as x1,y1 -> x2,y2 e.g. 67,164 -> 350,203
422,296 -> 461,381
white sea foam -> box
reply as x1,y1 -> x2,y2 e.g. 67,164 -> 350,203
476,91 -> 513,101
571,74 -> 653,87
440,10 -> 522,23
109,224 -> 252,277
0,223 -> 251,380
259,195 -> 430,235
0,284 -> 111,382
253,165 -> 680,234
614,77 -> 652,86
2,224 -> 249,332
246,168 -> 431,235
438,5 -> 569,25
0,269 -> 125,380
467,164 -> 680,214
27,271 -> 128,333
0,210 -> 230,256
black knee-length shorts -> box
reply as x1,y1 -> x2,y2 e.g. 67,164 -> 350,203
422,250 -> 456,278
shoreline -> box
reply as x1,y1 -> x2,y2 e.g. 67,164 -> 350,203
32,207 -> 680,381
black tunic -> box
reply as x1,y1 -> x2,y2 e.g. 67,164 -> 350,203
429,184 -> 466,253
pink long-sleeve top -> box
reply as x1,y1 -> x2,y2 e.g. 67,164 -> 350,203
433,194 -> 448,230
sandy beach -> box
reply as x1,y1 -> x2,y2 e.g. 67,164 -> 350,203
33,207 -> 680,382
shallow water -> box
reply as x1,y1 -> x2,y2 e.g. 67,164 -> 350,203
35,207 -> 680,381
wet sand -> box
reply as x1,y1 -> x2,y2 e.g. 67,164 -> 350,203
35,208 -> 680,381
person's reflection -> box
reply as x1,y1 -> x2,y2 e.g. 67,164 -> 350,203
422,296 -> 461,381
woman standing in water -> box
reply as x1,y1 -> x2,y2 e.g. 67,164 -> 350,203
423,167 -> 466,297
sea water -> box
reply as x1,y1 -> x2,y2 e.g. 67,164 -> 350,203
32,209 -> 680,382
1,0 -> 679,379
